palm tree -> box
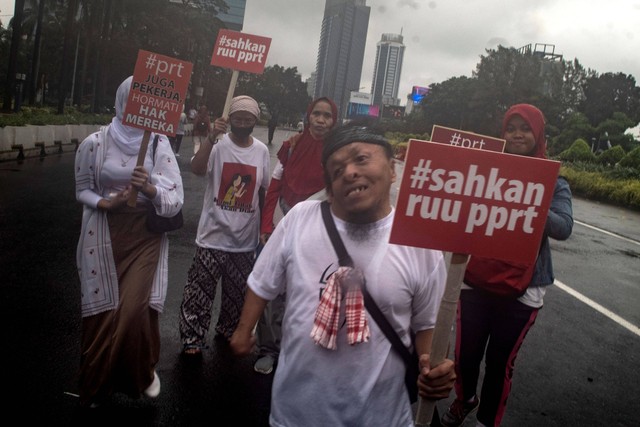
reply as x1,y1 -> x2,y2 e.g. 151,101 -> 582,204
2,0 -> 26,111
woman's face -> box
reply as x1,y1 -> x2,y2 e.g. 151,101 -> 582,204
308,101 -> 334,139
503,115 -> 537,156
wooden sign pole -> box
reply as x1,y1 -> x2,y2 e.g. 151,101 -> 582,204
127,129 -> 152,207
415,253 -> 470,426
222,70 -> 240,118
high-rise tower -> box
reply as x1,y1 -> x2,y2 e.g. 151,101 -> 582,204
314,0 -> 371,120
371,33 -> 405,107
216,0 -> 247,31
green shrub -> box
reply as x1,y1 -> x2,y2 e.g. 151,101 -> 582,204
0,108 -> 111,128
619,146 -> 640,170
597,145 -> 626,166
606,166 -> 640,180
384,131 -> 430,145
610,181 -> 640,207
560,165 -> 640,210
558,138 -> 596,163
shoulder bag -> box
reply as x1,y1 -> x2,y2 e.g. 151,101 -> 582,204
464,240 -> 544,298
320,201 -> 420,403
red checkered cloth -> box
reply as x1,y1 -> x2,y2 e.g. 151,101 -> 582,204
310,266 -> 370,350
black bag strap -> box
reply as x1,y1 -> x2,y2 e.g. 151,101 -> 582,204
151,134 -> 160,165
320,200 -> 353,268
320,201 -> 414,367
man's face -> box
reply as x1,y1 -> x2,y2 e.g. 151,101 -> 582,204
325,142 -> 396,224
308,101 -> 334,139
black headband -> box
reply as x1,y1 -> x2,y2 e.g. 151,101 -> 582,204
322,126 -> 391,165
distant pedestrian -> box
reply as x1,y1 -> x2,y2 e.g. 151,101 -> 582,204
179,96 -> 270,357
192,105 -> 211,154
74,76 -> 184,408
267,115 -> 277,145
188,106 -> 197,121
170,110 -> 187,157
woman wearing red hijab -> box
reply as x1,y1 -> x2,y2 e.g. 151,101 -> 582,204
441,104 -> 573,427
253,97 -> 338,374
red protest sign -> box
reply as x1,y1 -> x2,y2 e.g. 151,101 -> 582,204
211,29 -> 272,74
430,125 -> 506,152
390,140 -> 560,264
123,50 -> 193,136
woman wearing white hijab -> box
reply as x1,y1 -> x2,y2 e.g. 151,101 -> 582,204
74,76 -> 183,408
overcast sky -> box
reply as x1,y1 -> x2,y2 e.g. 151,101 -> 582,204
2,0 -> 640,107
242,0 -> 640,105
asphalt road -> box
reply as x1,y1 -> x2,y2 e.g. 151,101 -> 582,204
0,125 -> 638,426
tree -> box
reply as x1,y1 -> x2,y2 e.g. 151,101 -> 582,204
25,0 -> 47,104
413,46 -> 572,137
2,0 -> 26,111
549,112 -> 594,156
580,72 -> 640,127
56,0 -> 79,114
471,46 -> 553,134
415,76 -> 477,134
236,65 -> 310,125
596,112 -> 637,153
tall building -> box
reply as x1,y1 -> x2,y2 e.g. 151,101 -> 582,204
314,0 -> 371,120
169,0 -> 246,30
306,72 -> 317,98
371,33 -> 405,107
216,0 -> 247,31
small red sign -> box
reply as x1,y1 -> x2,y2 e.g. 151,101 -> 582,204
210,29 -> 272,74
390,140 -> 560,264
430,125 -> 505,152
123,50 -> 193,136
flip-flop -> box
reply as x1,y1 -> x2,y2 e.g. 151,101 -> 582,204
182,344 -> 203,356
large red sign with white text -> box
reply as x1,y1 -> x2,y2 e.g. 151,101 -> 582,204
210,29 -> 272,74
390,140 -> 560,264
123,50 -> 193,136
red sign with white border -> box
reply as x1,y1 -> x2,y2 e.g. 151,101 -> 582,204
390,139 -> 560,264
123,50 -> 193,137
431,125 -> 506,152
210,29 -> 272,74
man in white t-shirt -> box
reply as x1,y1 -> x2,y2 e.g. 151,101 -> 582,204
179,96 -> 270,356
230,124 -> 455,426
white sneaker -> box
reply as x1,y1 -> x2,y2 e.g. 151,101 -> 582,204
144,371 -> 161,398
254,355 -> 275,375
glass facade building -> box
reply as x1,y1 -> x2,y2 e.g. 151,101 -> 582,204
216,0 -> 246,31
314,0 -> 370,120
371,33 -> 405,107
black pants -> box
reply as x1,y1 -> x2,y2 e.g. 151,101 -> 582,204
453,289 -> 539,426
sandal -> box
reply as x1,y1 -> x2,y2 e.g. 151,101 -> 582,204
182,344 -> 203,357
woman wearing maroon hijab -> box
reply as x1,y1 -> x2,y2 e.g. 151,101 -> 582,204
253,97 -> 338,374
441,104 -> 573,427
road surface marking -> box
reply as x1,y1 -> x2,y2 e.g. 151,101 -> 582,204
575,219 -> 640,246
554,279 -> 640,337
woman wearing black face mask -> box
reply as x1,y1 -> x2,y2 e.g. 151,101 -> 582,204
179,96 -> 271,357
229,118 -> 255,139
